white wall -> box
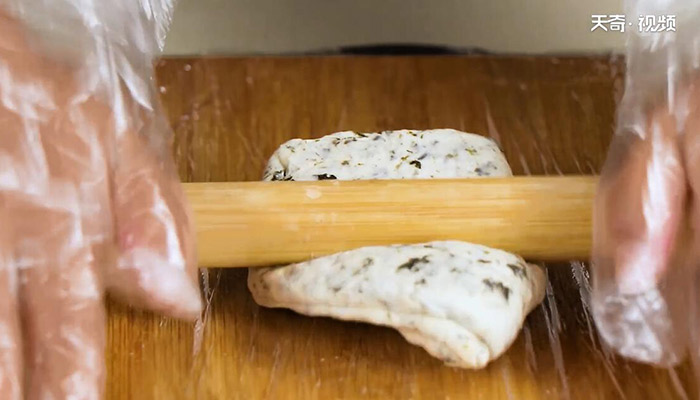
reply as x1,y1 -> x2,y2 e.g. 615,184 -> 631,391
164,0 -> 626,55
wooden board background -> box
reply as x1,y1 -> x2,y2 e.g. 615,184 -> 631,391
105,56 -> 697,399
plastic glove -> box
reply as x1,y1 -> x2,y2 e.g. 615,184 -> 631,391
0,3 -> 201,398
592,0 -> 700,366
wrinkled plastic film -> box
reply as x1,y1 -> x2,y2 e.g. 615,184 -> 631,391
592,0 -> 700,368
0,2 -> 692,398
0,3 -> 200,399
169,53 -> 691,397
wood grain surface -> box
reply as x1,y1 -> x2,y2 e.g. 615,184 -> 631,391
106,56 -> 697,399
186,177 -> 595,267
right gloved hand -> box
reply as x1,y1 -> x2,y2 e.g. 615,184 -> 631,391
592,82 -> 696,365
592,0 -> 700,367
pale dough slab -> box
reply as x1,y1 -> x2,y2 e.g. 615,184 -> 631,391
250,241 -> 546,369
263,129 -> 512,181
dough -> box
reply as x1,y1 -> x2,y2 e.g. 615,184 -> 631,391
263,129 -> 512,181
250,241 -> 546,369
250,129 -> 545,369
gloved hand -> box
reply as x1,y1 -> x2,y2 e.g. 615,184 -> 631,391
592,0 -> 700,366
0,4 -> 201,399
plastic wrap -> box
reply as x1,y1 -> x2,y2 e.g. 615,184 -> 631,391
2,1 -> 698,398
156,54 -> 692,398
0,2 -> 200,398
592,0 -> 700,369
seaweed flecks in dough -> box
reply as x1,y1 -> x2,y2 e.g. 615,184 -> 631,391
396,256 -> 430,272
482,279 -> 512,301
315,173 -> 337,180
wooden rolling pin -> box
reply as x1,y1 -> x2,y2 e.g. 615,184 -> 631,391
185,176 -> 596,268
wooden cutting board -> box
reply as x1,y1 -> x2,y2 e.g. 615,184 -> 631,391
105,56 -> 697,399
